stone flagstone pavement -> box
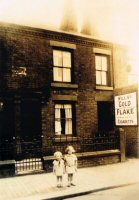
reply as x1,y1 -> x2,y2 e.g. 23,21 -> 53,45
0,158 -> 139,200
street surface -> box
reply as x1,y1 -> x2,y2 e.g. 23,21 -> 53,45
66,183 -> 139,200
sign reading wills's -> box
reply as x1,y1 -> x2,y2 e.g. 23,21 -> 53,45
115,92 -> 137,126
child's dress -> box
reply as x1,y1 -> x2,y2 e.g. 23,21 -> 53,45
53,159 -> 65,176
64,154 -> 77,174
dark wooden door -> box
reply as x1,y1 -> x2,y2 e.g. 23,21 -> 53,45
21,98 -> 42,140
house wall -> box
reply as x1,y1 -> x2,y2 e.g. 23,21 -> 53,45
113,44 -> 129,88
0,23 -> 114,140
0,23 -> 126,170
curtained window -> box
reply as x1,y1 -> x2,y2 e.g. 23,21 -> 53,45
55,104 -> 73,135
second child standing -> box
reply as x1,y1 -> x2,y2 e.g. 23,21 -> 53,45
64,146 -> 77,187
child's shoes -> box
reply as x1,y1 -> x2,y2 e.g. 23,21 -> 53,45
57,183 -> 63,188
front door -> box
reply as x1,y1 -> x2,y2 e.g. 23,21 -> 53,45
21,98 -> 42,140
20,98 -> 42,158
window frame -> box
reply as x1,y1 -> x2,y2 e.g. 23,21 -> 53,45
53,48 -> 74,83
54,102 -> 76,136
95,54 -> 110,86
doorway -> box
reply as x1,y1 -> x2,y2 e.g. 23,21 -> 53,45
15,98 -> 43,173
21,98 -> 42,140
97,101 -> 114,131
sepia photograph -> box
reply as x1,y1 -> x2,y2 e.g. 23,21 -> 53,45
0,0 -> 139,199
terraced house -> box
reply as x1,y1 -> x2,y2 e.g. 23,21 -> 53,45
0,22 -> 130,175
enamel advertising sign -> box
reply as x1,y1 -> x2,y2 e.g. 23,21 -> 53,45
115,92 -> 137,126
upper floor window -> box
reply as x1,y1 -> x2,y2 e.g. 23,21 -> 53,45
55,104 -> 73,135
53,50 -> 72,82
95,55 -> 108,86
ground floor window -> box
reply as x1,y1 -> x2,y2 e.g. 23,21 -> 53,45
0,99 -> 15,141
55,103 -> 73,135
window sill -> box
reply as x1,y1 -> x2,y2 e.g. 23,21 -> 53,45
51,82 -> 78,89
96,85 -> 113,91
53,136 -> 78,142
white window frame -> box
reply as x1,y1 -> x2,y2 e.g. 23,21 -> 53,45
95,55 -> 108,86
53,50 -> 72,82
55,103 -> 73,135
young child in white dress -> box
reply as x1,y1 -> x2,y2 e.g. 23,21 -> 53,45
64,146 -> 77,187
53,151 -> 65,188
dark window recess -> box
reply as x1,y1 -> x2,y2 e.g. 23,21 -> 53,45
61,108 -> 65,135
0,99 -> 15,160
97,101 -> 114,131
0,99 -> 15,141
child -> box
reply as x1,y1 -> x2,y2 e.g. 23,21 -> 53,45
64,146 -> 77,187
53,151 -> 65,188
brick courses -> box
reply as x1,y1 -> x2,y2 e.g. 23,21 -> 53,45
0,22 -> 127,168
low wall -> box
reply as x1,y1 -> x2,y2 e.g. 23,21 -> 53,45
0,160 -> 15,177
43,150 -> 121,172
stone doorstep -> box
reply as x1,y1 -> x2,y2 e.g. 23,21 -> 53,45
43,149 -> 121,161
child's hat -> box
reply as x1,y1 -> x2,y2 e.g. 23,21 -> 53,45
54,151 -> 62,157
65,145 -> 75,153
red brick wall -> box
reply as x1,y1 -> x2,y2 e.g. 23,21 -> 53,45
0,23 -> 117,153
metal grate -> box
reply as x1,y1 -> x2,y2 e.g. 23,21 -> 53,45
15,158 -> 43,174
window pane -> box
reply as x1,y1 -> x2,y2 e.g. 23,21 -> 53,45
95,56 -> 101,70
63,68 -> 71,82
63,52 -> 71,67
65,105 -> 72,135
102,71 -> 107,85
64,104 -> 72,109
65,119 -> 72,134
55,105 -> 62,135
96,70 -> 101,85
53,50 -> 62,66
53,67 -> 62,81
55,104 -> 63,109
55,120 -> 62,135
102,57 -> 107,71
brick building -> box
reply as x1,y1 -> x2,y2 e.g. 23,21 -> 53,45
0,22 -> 127,174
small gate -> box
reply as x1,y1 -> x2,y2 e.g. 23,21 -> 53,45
15,158 -> 43,174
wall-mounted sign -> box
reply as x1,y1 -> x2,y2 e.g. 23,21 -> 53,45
12,66 -> 27,76
115,92 -> 137,126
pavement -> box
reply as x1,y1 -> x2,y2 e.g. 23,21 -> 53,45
0,158 -> 139,200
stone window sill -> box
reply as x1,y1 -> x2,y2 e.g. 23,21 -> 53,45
54,136 -> 78,142
51,82 -> 78,89
96,85 -> 113,91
